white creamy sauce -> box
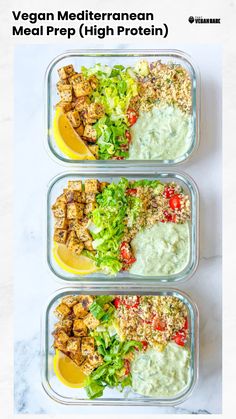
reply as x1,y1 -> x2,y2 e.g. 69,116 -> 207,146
130,222 -> 190,276
131,343 -> 191,397
128,105 -> 193,160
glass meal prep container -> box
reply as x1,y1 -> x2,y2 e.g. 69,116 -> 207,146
41,287 -> 199,406
45,49 -> 200,166
47,169 -> 199,286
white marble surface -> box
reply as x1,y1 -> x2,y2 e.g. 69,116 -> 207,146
13,44 -> 222,414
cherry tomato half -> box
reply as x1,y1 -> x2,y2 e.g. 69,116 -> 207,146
141,341 -> 148,351
127,108 -> 138,126
126,188 -> 137,196
169,195 -> 182,210
113,297 -> 121,309
172,330 -> 187,346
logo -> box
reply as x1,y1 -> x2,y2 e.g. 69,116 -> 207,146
188,16 -> 221,24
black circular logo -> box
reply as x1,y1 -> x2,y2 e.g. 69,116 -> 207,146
189,16 -> 194,24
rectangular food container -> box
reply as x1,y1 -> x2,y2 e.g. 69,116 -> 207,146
45,49 -> 200,166
47,169 -> 199,286
41,287 -> 199,406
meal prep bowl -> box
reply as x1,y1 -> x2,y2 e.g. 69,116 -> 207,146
45,49 -> 200,166
47,169 -> 199,286
41,287 -> 199,406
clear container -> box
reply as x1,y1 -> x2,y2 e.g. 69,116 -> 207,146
47,169 -> 199,286
41,287 -> 199,406
45,49 -> 200,166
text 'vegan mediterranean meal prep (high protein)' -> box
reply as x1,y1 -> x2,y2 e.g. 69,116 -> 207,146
52,294 -> 191,399
53,59 -> 193,161
51,178 -> 191,276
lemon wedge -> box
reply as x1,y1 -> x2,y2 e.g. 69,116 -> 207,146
53,243 -> 98,275
53,108 -> 95,160
53,350 -> 86,388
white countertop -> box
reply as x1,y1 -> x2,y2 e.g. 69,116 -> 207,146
14,43 -> 222,414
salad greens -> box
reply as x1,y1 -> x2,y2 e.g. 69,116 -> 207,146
89,296 -> 115,323
91,178 -> 129,275
85,331 -> 142,399
81,64 -> 138,160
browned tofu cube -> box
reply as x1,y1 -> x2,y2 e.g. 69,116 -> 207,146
81,337 -> 95,356
75,225 -> 92,242
55,193 -> 67,204
67,229 -> 77,241
88,145 -> 99,159
80,360 -> 95,375
88,75 -> 99,90
67,202 -> 84,219
54,319 -> 73,334
64,189 -> 82,203
84,202 -> 97,215
73,80 -> 92,97
71,352 -> 85,366
56,100 -> 72,113
54,228 -> 68,244
83,125 -> 97,140
68,73 -> 83,85
58,65 -> 75,80
68,180 -> 83,192
75,124 -> 84,137
54,303 -> 71,319
74,96 -> 90,112
54,217 -> 68,229
83,313 -> 100,330
66,110 -> 81,128
87,352 -> 103,367
56,80 -> 68,92
59,85 -> 73,102
85,193 -> 96,203
100,182 -> 109,191
88,103 -> 104,120
53,329 -> 70,344
73,302 -> 88,318
67,238 -> 84,256
52,202 -> 66,218
84,240 -> 94,251
81,192 -> 86,203
61,295 -> 78,308
73,319 -> 88,337
66,337 -> 81,354
84,179 -> 100,194
77,295 -> 94,310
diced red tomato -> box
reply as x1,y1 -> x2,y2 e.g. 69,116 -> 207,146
172,330 -> 187,346
153,317 -> 166,331
169,195 -> 182,210
113,297 -> 121,309
113,156 -> 124,160
141,341 -> 148,351
120,241 -> 131,260
163,186 -> 175,199
125,130 -> 132,143
126,188 -> 137,196
124,359 -> 130,376
123,296 -> 140,309
184,317 -> 188,330
163,210 -> 173,222
127,108 -> 138,126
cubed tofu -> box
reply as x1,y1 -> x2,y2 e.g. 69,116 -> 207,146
54,319 -> 73,334
56,80 -> 68,92
84,202 -> 97,215
68,180 -> 83,192
66,337 -> 81,354
81,192 -> 86,203
77,295 -> 94,311
67,202 -> 84,220
62,295 -> 78,308
75,225 -> 92,242
73,302 -> 88,318
75,124 -> 84,137
59,84 -> 73,102
68,73 -> 83,85
53,329 -> 70,344
64,189 -> 82,203
67,230 -> 77,241
88,75 -> 99,90
74,96 -> 90,112
81,337 -> 95,356
100,181 -> 109,191
70,351 -> 85,366
73,319 -> 88,337
67,238 -> 84,256
83,125 -> 97,140
88,103 -> 104,120
80,360 -> 95,375
54,303 -> 71,319
66,110 -> 81,128
58,65 -> 75,80
73,80 -> 92,98
52,202 -> 66,218
84,240 -> 94,251
53,228 -> 68,244
87,352 -> 103,367
54,217 -> 68,229
83,313 -> 100,330
53,340 -> 68,353
56,100 -> 72,113
88,145 -> 99,159
85,193 -> 96,203
84,179 -> 100,194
